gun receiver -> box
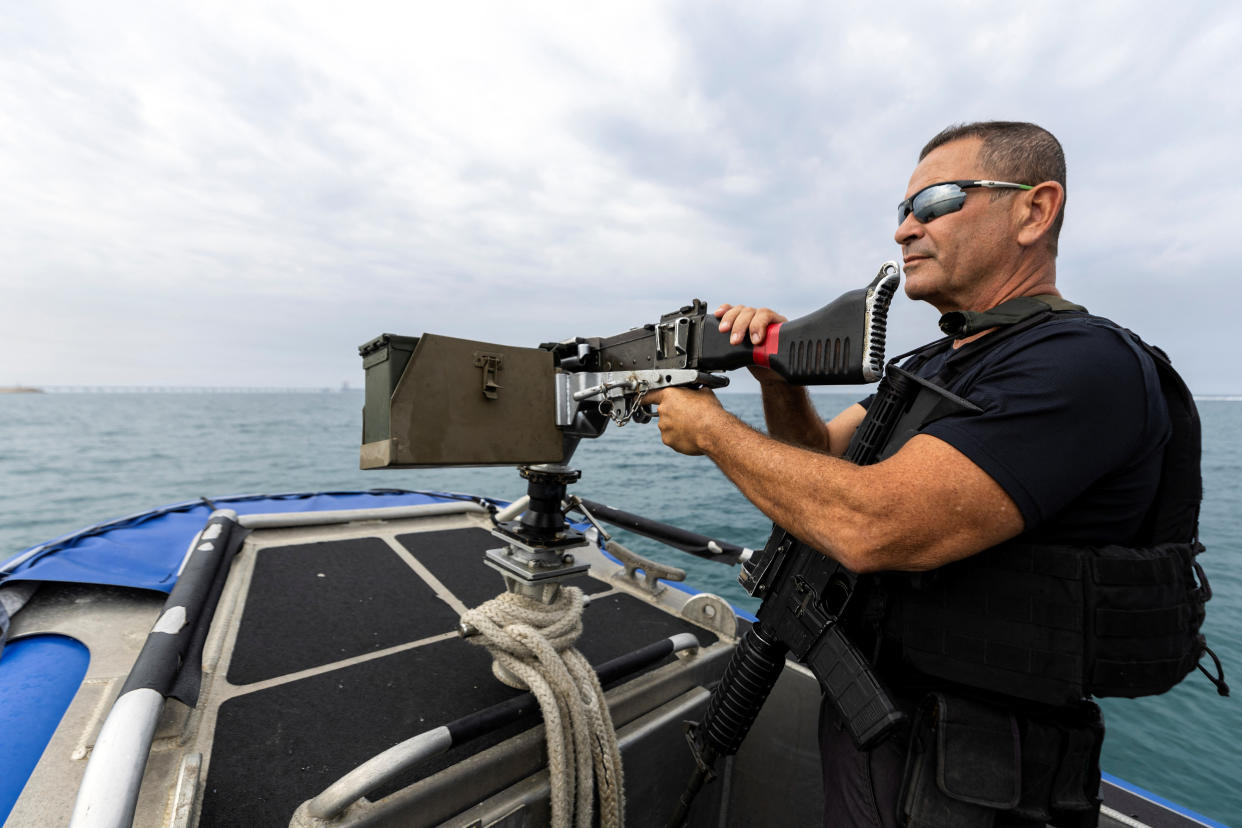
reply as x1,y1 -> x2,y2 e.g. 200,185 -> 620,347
358,261 -> 900,469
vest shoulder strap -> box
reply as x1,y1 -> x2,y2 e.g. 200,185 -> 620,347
894,295 -> 1087,383
1119,332 -> 1202,544
938,294 -> 1087,338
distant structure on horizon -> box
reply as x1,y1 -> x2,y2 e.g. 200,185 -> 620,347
0,385 -> 44,394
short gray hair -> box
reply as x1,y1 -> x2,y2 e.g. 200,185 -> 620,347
920,121 -> 1066,252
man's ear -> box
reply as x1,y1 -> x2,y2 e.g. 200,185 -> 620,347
1015,181 -> 1064,248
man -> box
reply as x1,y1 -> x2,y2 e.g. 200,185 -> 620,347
646,122 -> 1180,826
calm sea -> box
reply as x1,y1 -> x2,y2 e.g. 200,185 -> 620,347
1,391 -> 1238,826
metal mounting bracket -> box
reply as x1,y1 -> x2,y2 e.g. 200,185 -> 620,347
473,352 -> 504,399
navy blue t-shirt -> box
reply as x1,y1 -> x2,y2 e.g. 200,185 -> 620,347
892,315 -> 1171,545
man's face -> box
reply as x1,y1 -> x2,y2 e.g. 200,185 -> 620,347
894,137 -> 1018,313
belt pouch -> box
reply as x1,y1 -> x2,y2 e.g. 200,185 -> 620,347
1009,705 -> 1105,828
898,693 -> 1021,828
1050,704 -> 1104,817
1012,718 -> 1060,822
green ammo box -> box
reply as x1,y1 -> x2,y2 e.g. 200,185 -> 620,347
357,331 -> 564,469
359,333 -> 420,448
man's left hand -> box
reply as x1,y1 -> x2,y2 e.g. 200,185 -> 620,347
643,386 -> 726,456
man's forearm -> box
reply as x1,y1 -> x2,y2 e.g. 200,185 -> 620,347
759,381 -> 829,451
646,386 -> 1023,573
693,405 -> 1023,574
697,407 -> 874,568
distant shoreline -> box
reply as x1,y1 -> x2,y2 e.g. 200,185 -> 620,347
2,385 -> 348,394
4,385 -> 1240,400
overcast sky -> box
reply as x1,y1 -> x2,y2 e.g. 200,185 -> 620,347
3,1 -> 1239,393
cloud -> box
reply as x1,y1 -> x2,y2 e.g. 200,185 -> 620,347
1,0 -> 1239,392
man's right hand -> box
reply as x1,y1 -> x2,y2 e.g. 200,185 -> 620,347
715,303 -> 788,384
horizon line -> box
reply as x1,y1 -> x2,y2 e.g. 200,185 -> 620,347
6,385 -> 1242,400
2,385 -> 352,394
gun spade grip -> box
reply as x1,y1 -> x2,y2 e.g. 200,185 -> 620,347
807,624 -> 906,750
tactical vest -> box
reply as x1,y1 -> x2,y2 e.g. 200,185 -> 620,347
855,296 -> 1228,707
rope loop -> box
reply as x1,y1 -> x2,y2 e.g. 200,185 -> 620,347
461,586 -> 624,828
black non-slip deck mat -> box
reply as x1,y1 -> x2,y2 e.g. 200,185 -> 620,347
397,527 -> 611,608
202,590 -> 719,826
204,641 -> 507,827
227,536 -> 459,685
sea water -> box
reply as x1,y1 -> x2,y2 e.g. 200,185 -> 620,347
1,391 -> 1238,826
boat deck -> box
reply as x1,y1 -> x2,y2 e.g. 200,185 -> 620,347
3,497 -> 1219,827
202,520 -> 726,825
10,503 -> 825,826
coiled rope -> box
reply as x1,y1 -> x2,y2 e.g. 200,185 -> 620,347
460,586 -> 625,828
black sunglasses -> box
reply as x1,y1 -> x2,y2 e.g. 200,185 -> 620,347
897,179 -> 1033,226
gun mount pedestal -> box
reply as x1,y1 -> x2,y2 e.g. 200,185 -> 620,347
484,464 -> 592,605
472,465 -> 594,689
